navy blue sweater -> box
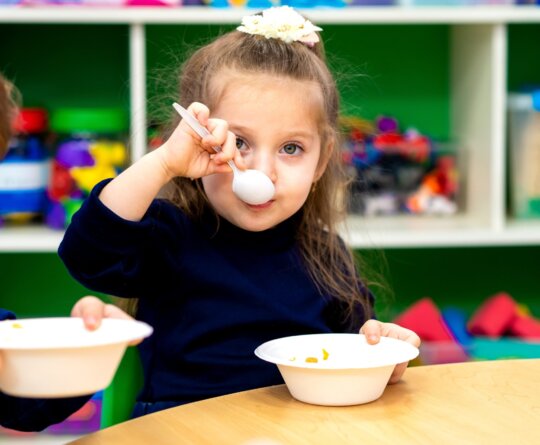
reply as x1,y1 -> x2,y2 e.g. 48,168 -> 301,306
59,180 -> 372,417
0,309 -> 91,432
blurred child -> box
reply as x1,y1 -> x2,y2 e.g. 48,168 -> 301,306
0,297 -> 135,432
0,72 -> 82,432
59,7 -> 420,418
0,73 -> 17,159
0,74 -> 135,431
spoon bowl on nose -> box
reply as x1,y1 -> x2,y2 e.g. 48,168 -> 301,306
172,103 -> 275,205
231,168 -> 275,205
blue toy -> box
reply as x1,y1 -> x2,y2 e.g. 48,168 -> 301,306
441,307 -> 473,346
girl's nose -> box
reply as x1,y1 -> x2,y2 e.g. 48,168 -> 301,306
250,150 -> 277,183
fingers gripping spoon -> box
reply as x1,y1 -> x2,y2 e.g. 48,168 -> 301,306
172,103 -> 275,205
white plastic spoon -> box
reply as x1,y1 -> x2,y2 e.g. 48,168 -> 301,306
172,103 -> 275,205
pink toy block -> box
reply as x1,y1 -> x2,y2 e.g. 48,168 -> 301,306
467,292 -> 517,338
393,298 -> 454,342
508,315 -> 540,340
125,0 -> 180,5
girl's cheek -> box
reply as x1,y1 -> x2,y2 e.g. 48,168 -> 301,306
239,150 -> 254,166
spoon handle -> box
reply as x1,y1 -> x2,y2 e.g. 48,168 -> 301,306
172,102 -> 210,139
172,102 -> 238,172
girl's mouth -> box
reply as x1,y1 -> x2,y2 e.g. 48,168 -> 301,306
247,200 -> 274,210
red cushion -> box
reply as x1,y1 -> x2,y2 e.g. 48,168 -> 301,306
467,293 -> 517,338
508,316 -> 540,339
394,298 -> 454,342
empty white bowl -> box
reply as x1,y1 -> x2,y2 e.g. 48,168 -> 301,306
255,333 -> 419,406
0,317 -> 152,398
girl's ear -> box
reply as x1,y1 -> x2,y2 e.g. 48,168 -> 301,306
314,138 -> 334,181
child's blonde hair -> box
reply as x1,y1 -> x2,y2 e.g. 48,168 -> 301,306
154,29 -> 374,329
0,74 -> 19,158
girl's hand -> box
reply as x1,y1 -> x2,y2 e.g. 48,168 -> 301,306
71,296 -> 141,346
157,102 -> 246,180
360,320 -> 421,384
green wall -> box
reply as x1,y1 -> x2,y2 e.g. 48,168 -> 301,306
145,24 -> 450,139
0,253 -> 107,318
0,24 -> 129,109
366,246 -> 540,321
507,24 -> 540,92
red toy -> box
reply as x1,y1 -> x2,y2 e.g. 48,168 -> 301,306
48,161 -> 75,202
393,298 -> 455,342
508,315 -> 540,339
467,293 -> 518,338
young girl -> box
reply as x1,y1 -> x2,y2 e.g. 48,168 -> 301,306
59,6 -> 420,417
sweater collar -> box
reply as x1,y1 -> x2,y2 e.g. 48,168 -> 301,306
200,207 -> 302,251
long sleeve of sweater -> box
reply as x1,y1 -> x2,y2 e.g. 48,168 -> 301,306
58,179 -> 184,299
0,392 -> 91,432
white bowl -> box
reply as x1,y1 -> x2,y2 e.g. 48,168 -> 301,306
0,317 -> 153,398
255,333 -> 419,406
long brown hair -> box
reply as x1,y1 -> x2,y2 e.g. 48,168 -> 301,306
0,74 -> 19,158
149,29 -> 373,329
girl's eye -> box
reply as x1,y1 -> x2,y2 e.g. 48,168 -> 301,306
281,143 -> 302,156
235,137 -> 247,151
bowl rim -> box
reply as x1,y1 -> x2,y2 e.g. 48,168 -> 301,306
254,333 -> 419,370
0,317 -> 153,350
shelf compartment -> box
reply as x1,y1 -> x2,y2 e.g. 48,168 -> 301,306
1,15 -> 540,250
0,24 -> 130,110
506,24 -> 540,222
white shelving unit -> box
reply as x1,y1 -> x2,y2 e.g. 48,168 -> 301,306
2,6 -> 540,24
1,6 -> 540,250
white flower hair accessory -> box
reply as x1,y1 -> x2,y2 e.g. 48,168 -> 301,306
237,6 -> 322,47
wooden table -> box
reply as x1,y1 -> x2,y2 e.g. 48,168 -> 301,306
71,359 -> 540,445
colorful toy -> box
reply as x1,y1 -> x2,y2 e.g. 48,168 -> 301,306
393,298 -> 468,364
124,0 -> 180,5
0,108 -> 50,223
341,114 -> 458,216
405,155 -> 458,215
46,141 -> 126,229
508,315 -> 540,339
70,142 -> 127,194
48,161 -> 76,201
246,0 -> 273,7
46,107 -> 128,229
441,307 -> 473,346
393,297 -> 455,342
397,292 -> 540,365
20,0 -> 181,5
373,121 -> 431,164
467,292 -> 517,338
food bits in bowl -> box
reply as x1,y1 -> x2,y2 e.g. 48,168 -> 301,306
255,333 -> 419,406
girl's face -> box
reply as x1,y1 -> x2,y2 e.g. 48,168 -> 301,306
202,73 -> 329,232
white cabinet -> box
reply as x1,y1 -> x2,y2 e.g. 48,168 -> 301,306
1,6 -> 540,250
